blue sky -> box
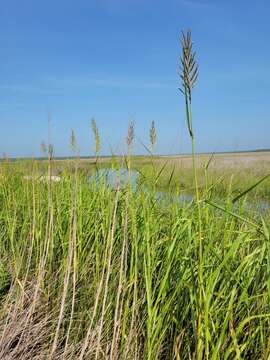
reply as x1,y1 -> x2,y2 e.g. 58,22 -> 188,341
0,0 -> 269,157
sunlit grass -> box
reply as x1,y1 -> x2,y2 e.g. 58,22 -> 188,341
0,29 -> 269,359
0,158 -> 269,359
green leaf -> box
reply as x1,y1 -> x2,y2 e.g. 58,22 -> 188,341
232,173 -> 270,203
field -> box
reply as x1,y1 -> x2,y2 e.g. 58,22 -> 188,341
134,152 -> 270,200
0,149 -> 269,359
50,151 -> 270,200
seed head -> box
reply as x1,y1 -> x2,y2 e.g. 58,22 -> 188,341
48,144 -> 54,159
40,141 -> 47,156
91,118 -> 101,155
70,129 -> 77,153
180,30 -> 198,102
126,121 -> 135,149
149,120 -> 157,151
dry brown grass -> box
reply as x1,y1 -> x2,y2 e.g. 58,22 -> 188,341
157,151 -> 270,171
0,283 -> 78,360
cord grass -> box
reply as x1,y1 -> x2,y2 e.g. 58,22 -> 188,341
0,30 -> 269,360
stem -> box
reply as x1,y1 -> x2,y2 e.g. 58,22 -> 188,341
188,101 -> 204,359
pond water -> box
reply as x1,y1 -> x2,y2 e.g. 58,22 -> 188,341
89,168 -> 194,205
156,191 -> 193,205
89,168 -> 139,189
89,168 -> 269,214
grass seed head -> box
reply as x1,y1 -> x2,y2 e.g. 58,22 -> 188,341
70,129 -> 77,154
149,120 -> 157,151
40,141 -> 47,156
180,30 -> 198,102
91,118 -> 101,155
127,120 -> 135,149
48,144 -> 54,159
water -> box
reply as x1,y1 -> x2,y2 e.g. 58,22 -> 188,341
89,168 -> 193,206
89,168 -> 139,189
237,199 -> 269,215
156,191 -> 193,205
89,168 -> 269,214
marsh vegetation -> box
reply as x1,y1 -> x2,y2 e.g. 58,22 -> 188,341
0,31 -> 269,359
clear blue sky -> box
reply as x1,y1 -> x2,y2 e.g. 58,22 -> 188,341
0,0 -> 269,157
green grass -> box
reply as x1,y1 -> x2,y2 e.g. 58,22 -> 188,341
134,160 -> 270,201
0,158 -> 269,359
4,154 -> 269,201
1,29 -> 269,359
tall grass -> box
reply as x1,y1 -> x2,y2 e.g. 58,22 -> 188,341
179,30 -> 204,358
0,161 -> 269,359
0,31 -> 269,360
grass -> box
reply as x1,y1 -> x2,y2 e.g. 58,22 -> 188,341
0,30 -> 270,359
5,152 -> 269,201
0,156 -> 269,359
133,156 -> 270,201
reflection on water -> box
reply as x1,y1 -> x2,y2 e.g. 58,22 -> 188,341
89,168 -> 139,189
156,191 -> 193,205
89,168 -> 269,214
89,168 -> 193,205
238,199 -> 269,215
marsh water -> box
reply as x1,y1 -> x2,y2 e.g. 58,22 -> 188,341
89,168 -> 192,204
89,168 -> 139,189
89,168 -> 269,214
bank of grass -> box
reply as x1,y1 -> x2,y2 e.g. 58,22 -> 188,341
133,158 -> 270,201
3,153 -> 269,201
0,158 -> 269,359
